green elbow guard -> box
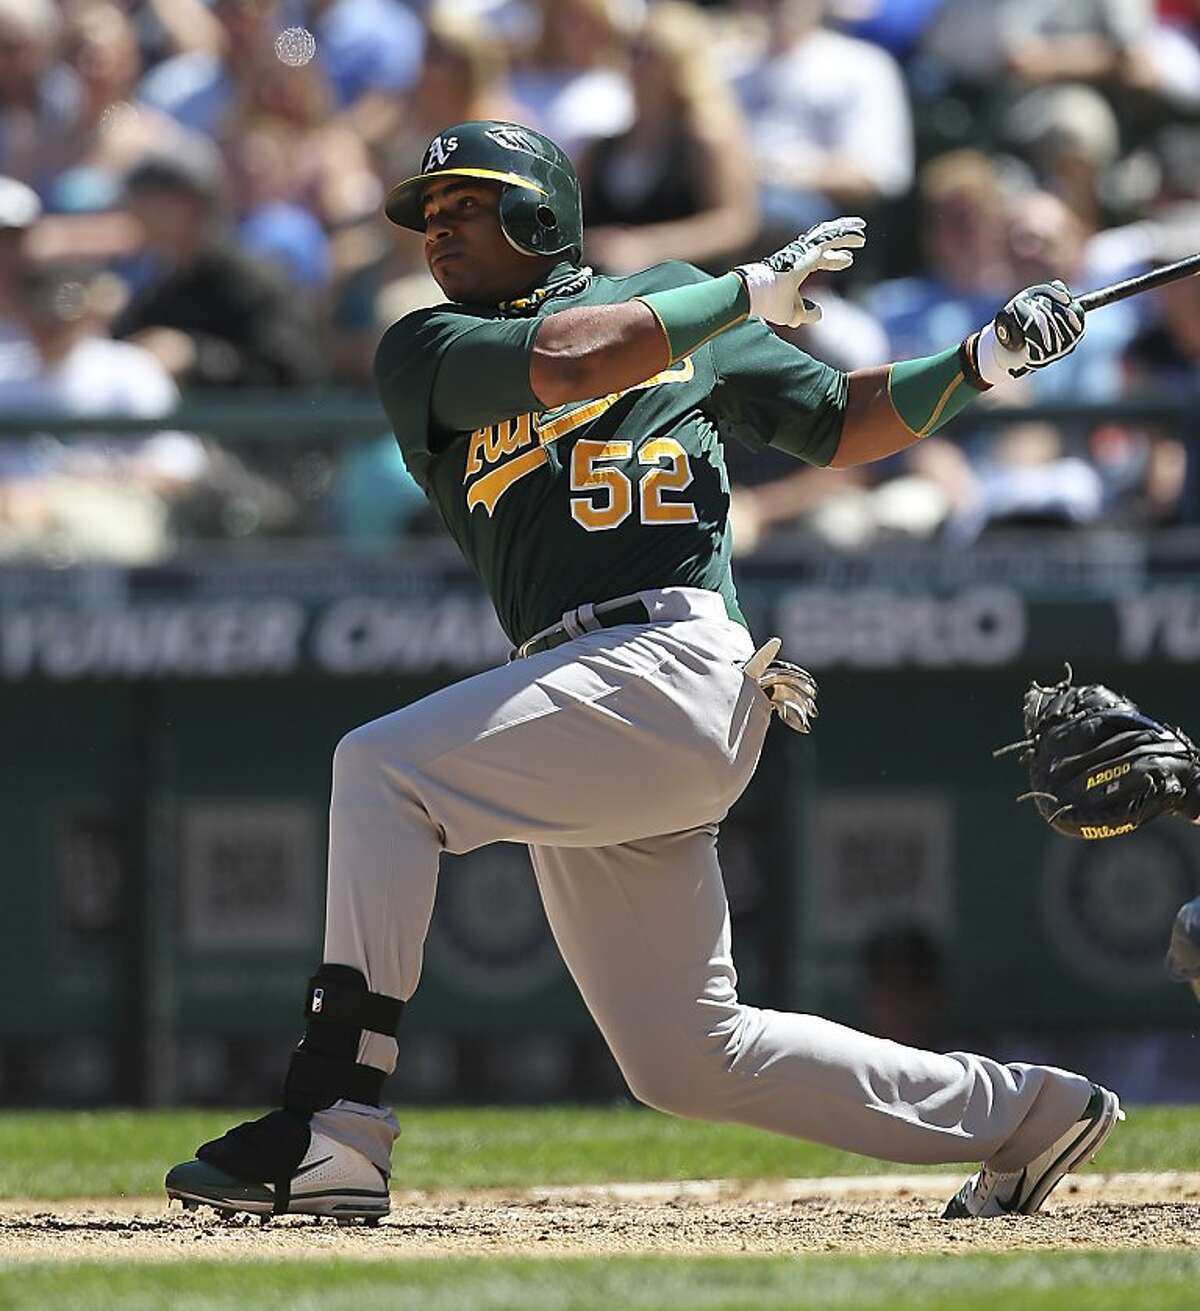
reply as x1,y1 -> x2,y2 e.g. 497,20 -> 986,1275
635,272 -> 750,364
887,341 -> 989,439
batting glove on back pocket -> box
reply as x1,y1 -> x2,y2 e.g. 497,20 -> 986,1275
744,638 -> 818,734
736,217 -> 866,328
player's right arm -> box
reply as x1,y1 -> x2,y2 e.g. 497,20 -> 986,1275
530,218 -> 869,407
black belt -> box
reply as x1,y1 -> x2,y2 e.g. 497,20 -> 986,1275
513,598 -> 652,659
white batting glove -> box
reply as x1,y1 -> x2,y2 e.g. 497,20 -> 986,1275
744,637 -> 819,734
758,659 -> 819,733
973,280 -> 1086,386
735,217 -> 867,329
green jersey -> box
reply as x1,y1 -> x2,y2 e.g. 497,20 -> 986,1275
374,261 -> 847,645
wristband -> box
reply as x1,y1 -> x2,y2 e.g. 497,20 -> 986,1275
973,321 -> 1025,387
734,262 -> 775,320
958,332 -> 993,392
887,343 -> 988,440
635,272 -> 750,365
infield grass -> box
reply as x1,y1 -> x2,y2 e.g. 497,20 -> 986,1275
3,1252 -> 1200,1311
0,1103 -> 1196,1200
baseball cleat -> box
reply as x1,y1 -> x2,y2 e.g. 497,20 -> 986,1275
942,1083 -> 1123,1218
166,1125 -> 389,1223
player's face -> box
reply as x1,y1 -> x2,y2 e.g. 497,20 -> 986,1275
421,178 -> 547,303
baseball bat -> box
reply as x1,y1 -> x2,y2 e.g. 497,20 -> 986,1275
994,250 -> 1200,351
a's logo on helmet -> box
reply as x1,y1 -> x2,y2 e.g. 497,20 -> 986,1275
424,134 -> 459,170
485,126 -> 539,155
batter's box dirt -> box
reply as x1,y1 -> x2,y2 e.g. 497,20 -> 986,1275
3,1176 -> 1199,1263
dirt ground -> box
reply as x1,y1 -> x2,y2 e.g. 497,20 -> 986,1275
3,1174 -> 1200,1263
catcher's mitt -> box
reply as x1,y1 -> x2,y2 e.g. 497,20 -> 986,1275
997,664 -> 1200,839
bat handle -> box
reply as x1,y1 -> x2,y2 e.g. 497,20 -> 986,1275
994,308 -> 1025,352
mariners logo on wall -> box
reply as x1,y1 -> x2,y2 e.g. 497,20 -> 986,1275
424,134 -> 459,170
1041,826 -> 1200,991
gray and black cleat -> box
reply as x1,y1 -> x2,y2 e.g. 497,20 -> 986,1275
943,1083 -> 1123,1218
166,1114 -> 389,1223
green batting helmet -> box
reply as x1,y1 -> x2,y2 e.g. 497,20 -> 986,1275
385,121 -> 583,260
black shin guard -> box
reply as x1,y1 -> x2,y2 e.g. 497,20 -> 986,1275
282,964 -> 405,1114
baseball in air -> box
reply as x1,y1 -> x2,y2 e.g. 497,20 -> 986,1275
274,26 -> 316,67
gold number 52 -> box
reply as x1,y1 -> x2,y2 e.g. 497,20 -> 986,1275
570,436 -> 698,532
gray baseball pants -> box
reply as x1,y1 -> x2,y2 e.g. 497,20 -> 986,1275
313,588 -> 1093,1174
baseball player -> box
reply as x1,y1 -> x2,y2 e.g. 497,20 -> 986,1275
166,121 -> 1122,1223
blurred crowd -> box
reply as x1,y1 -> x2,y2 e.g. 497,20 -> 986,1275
1,0 -> 1200,561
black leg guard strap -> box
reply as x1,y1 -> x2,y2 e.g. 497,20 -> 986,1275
281,964 -> 405,1115
285,1047 -> 387,1109
305,968 -> 403,1037
196,1108 -> 311,1214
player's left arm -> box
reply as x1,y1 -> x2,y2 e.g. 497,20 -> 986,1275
830,281 -> 1086,468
